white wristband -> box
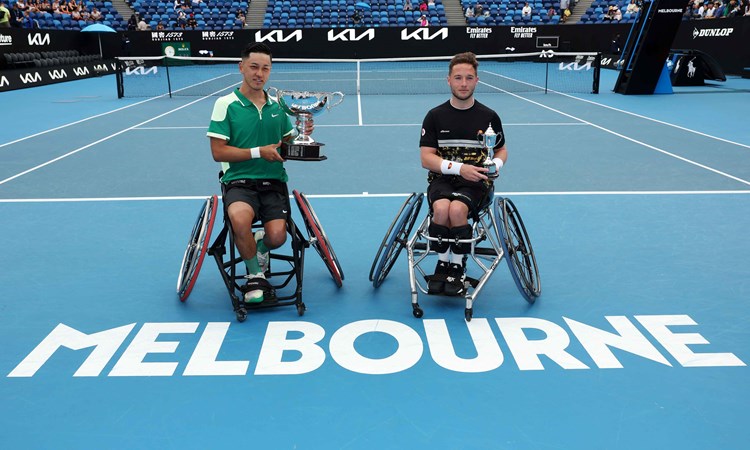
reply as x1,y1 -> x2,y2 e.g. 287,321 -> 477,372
250,147 -> 261,159
492,157 -> 504,171
440,159 -> 463,175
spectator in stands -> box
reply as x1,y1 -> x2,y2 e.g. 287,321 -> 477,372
465,4 -> 474,17
626,0 -> 639,14
351,8 -> 362,24
546,6 -> 556,18
71,8 -> 81,20
521,2 -> 532,18
156,21 -> 165,30
21,9 -> 39,28
705,2 -> 718,18
725,0 -> 741,16
474,3 -> 483,15
744,0 -> 750,15
428,0 -> 435,6
16,0 -> 28,13
404,0 -> 413,11
191,0 -> 203,7
603,5 -> 616,20
419,13 -> 428,25
127,13 -> 138,30
137,17 -> 149,30
187,13 -> 197,29
173,0 -> 181,10
419,1 -> 428,12
90,7 -> 102,21
237,10 -> 245,22
0,2 -> 10,28
207,42 -> 302,304
177,9 -> 187,28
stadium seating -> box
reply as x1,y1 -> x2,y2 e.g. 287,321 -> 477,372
462,1 -> 561,25
577,0 -> 639,24
263,0 -> 448,29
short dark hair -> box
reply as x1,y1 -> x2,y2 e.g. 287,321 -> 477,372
449,52 -> 478,75
241,43 -> 272,60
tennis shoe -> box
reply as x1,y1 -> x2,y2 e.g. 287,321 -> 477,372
428,260 -> 449,295
255,230 -> 270,274
443,263 -> 466,296
243,272 -> 266,303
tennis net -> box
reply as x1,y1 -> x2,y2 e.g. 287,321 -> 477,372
116,52 -> 601,98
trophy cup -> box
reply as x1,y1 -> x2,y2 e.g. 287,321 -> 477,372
477,123 -> 500,179
267,87 -> 344,161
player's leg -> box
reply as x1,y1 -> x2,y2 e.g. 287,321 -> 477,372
427,179 -> 454,294
225,188 -> 265,302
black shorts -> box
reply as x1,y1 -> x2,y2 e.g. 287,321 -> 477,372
223,179 -> 289,224
427,175 -> 492,213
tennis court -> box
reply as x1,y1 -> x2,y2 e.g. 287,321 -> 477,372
1,63 -> 749,449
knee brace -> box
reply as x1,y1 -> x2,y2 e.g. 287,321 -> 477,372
450,225 -> 473,254
428,222 -> 451,253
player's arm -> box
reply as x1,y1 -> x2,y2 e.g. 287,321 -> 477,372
421,145 -> 489,182
210,137 -> 283,162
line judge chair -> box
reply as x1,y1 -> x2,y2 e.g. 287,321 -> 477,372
370,190 -> 541,321
176,169 -> 344,322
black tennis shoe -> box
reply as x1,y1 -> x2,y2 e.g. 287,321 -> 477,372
443,263 -> 466,296
427,261 -> 449,295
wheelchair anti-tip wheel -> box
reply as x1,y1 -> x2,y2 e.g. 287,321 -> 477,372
370,192 -> 424,288
293,190 -> 344,288
494,197 -> 541,303
177,195 -> 218,302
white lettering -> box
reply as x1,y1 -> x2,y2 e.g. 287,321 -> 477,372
254,29 -> 302,43
48,69 -> 67,80
72,67 -> 90,76
27,33 -> 50,46
109,323 -> 198,376
565,316 -> 671,368
0,75 -> 8,87
125,66 -> 158,76
401,28 -> 448,41
183,323 -> 249,376
636,315 -> 745,367
329,320 -> 422,374
8,323 -> 135,377
327,29 -> 375,42
254,321 -> 326,375
424,319 -> 503,372
19,72 -> 42,84
496,318 -> 589,370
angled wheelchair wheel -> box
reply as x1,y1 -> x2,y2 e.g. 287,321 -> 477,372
494,197 -> 541,303
293,190 -> 344,288
177,195 -> 219,302
369,192 -> 424,288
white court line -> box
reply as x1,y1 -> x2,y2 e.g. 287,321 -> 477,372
0,86 -> 236,187
2,190 -> 749,203
479,76 -> 750,187
0,96 -> 167,149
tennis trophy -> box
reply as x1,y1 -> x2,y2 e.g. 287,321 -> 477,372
267,87 -> 344,161
478,123 -> 500,179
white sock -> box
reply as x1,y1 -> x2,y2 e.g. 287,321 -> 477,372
450,252 -> 464,265
438,251 -> 450,263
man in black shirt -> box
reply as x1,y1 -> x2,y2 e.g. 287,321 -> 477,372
419,52 -> 507,296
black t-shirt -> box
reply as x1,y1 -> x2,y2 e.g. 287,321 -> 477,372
420,99 -> 504,182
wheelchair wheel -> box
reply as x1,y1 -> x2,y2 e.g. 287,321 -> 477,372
494,197 -> 541,303
293,190 -> 344,288
369,192 -> 424,288
177,195 -> 218,302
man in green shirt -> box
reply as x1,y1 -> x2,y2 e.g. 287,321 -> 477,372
207,43 -> 307,303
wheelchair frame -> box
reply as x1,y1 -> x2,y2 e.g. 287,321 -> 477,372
177,187 -> 344,323
370,192 -> 541,321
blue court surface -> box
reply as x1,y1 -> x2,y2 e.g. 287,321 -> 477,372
1,70 -> 749,449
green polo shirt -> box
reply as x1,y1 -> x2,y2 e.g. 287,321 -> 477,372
207,88 -> 294,183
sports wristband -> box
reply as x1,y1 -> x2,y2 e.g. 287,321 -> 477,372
250,147 -> 261,159
493,158 -> 504,171
440,159 -> 463,175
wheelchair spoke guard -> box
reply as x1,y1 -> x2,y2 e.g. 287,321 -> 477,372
494,197 -> 541,303
293,190 -> 344,287
369,192 -> 424,288
177,195 -> 218,302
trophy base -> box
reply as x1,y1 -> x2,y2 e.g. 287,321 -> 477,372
280,142 -> 327,161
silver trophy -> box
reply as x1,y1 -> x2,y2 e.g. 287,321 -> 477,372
267,87 -> 344,161
477,123 -> 500,179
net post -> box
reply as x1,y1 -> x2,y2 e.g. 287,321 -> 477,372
115,58 -> 124,99
165,56 -> 173,98
356,60 -> 361,96
593,52 -> 601,94
544,58 -> 549,94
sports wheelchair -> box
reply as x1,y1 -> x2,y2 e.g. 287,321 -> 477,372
369,192 -> 541,321
176,181 -> 344,322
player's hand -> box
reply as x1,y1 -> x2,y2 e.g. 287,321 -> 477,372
459,164 -> 489,182
260,141 -> 284,162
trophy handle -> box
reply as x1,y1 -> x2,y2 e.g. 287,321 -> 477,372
266,86 -> 279,100
326,91 -> 345,109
